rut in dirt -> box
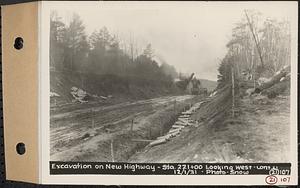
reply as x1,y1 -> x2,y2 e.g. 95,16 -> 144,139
50,95 -> 200,161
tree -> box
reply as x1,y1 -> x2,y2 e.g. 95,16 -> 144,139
143,44 -> 154,59
259,19 -> 291,75
50,11 -> 67,70
160,62 -> 178,79
244,10 -> 265,69
88,27 -> 128,75
50,11 -> 179,97
90,27 -> 111,50
64,13 -> 89,72
217,10 -> 291,89
88,28 -> 110,74
217,55 -> 233,89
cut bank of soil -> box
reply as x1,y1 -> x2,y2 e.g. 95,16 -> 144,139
130,86 -> 290,163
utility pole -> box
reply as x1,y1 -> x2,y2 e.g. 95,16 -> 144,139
231,64 -> 235,118
231,46 -> 235,118
252,46 -> 256,89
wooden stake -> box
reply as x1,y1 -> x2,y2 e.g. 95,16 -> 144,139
130,118 -> 134,134
149,127 -> 152,139
174,100 -> 177,114
160,126 -> 163,136
110,139 -> 114,162
92,109 -> 95,129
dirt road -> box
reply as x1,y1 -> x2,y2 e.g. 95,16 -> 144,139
50,95 -> 195,161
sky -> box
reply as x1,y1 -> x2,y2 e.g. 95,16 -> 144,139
48,1 -> 297,81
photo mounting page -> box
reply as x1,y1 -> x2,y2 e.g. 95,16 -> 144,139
40,1 -> 298,185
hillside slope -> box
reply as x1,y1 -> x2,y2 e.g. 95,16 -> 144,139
130,80 -> 290,163
50,70 -> 181,105
130,86 -> 232,162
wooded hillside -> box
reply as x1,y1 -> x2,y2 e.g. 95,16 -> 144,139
50,12 -> 182,101
217,10 -> 291,89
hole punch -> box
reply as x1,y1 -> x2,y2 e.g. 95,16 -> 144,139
14,37 -> 24,50
16,143 -> 26,155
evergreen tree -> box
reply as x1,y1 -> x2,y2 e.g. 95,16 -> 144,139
50,11 -> 67,70
64,13 -> 89,72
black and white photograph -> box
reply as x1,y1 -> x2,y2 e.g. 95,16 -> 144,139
49,2 -> 295,165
